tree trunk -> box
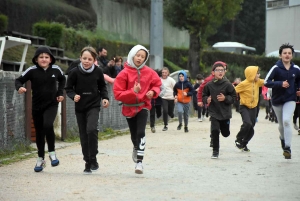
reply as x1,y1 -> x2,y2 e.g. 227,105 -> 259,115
188,32 -> 200,79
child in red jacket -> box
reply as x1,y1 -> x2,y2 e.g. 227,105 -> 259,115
113,45 -> 161,174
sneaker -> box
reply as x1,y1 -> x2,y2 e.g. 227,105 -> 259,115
198,117 -> 203,122
184,126 -> 189,133
177,123 -> 182,130
135,162 -> 143,174
265,115 -> 268,120
83,163 -> 92,174
235,141 -> 244,150
90,160 -> 99,171
283,147 -> 291,159
274,118 -> 278,123
206,112 -> 209,118
151,127 -> 156,133
132,147 -> 137,163
170,114 -> 174,118
49,151 -> 59,166
293,123 -> 299,130
211,150 -> 219,159
298,129 -> 300,135
243,146 -> 250,152
34,157 -> 46,172
162,126 -> 168,131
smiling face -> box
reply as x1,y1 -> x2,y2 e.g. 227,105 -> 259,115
280,48 -> 293,63
80,50 -> 95,69
212,66 -> 225,80
133,50 -> 146,67
36,53 -> 52,69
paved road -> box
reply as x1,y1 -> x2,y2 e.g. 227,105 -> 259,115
0,110 -> 300,201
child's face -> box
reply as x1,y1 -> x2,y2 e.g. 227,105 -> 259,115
115,60 -> 122,67
133,50 -> 146,67
161,70 -> 169,79
213,67 -> 225,80
80,50 -> 95,69
197,79 -> 203,83
280,48 -> 293,63
36,53 -> 52,68
254,71 -> 260,82
179,74 -> 184,81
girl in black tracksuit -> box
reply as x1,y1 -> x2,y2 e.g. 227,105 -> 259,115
15,46 -> 66,172
65,46 -> 109,174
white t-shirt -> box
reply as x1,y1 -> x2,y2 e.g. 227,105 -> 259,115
161,76 -> 176,100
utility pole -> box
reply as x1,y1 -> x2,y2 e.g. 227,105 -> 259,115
150,0 -> 163,70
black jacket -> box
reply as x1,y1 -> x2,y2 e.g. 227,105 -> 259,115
15,65 -> 66,110
65,65 -> 109,112
202,78 -> 236,120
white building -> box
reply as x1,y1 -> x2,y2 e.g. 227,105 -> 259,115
266,0 -> 300,55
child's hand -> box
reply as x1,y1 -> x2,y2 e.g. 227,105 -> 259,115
57,96 -> 64,102
18,87 -> 27,94
198,102 -> 203,107
282,80 -> 289,88
74,95 -> 80,102
174,98 -> 178,103
183,92 -> 187,96
102,99 -> 109,108
217,93 -> 225,101
146,90 -> 154,99
133,81 -> 141,93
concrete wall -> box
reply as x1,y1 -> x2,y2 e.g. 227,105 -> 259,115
266,1 -> 300,54
90,0 -> 189,48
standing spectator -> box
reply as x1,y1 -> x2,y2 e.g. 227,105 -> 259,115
174,70 -> 194,132
65,46 -> 110,174
265,43 -> 300,159
235,66 -> 264,152
160,67 -> 176,131
193,74 -> 204,121
113,44 -> 161,174
15,46 -> 66,172
97,47 -> 115,75
202,63 -> 236,159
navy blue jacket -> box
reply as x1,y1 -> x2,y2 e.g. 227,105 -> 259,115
264,60 -> 300,106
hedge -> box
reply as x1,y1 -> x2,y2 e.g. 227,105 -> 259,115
0,14 -> 8,36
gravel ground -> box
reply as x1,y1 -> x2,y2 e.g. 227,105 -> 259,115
0,110 -> 300,201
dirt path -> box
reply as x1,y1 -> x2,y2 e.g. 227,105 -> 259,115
0,110 -> 300,201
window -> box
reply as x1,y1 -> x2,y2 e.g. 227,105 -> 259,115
267,0 -> 289,8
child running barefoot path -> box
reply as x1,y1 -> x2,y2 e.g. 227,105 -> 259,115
65,46 -> 109,174
15,46 -> 66,172
113,45 -> 161,174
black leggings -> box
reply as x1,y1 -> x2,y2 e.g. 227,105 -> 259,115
126,109 -> 148,162
162,99 -> 175,126
32,105 -> 58,159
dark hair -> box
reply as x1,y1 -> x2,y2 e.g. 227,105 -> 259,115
279,43 -> 294,55
97,47 -> 104,53
196,74 -> 204,80
114,56 -> 123,63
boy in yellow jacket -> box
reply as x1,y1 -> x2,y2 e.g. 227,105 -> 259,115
235,66 -> 264,151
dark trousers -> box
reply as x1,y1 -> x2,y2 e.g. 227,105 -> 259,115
32,105 -> 58,159
236,105 -> 257,146
76,107 -> 100,163
162,99 -> 175,126
150,105 -> 161,127
196,105 -> 203,118
127,109 -> 148,162
293,103 -> 300,125
210,117 -> 230,151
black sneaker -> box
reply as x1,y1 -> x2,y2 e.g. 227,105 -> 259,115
177,123 -> 182,130
90,161 -> 99,171
184,126 -> 189,132
283,147 -> 291,159
162,126 -> 168,131
211,150 -> 219,159
243,146 -> 250,152
235,141 -> 244,150
151,127 -> 156,133
265,115 -> 268,119
83,163 -> 92,174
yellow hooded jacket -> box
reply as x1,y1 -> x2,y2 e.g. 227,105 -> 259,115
235,66 -> 264,109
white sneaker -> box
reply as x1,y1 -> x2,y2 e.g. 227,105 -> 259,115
49,151 -> 59,166
293,123 -> 299,130
198,117 -> 203,122
135,162 -> 143,174
34,157 -> 46,172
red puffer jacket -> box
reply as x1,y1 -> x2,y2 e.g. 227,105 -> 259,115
113,62 -> 161,117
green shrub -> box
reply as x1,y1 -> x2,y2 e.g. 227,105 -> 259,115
0,14 -> 8,35
33,22 -> 65,47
